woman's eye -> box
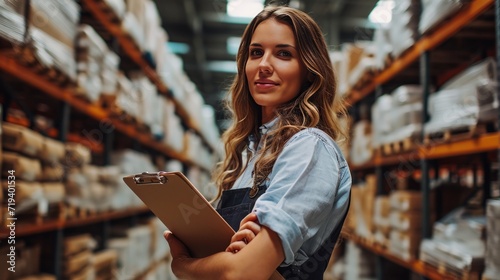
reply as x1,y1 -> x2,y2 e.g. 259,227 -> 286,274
250,49 -> 263,56
277,50 -> 292,57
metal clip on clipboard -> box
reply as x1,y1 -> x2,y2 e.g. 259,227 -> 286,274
133,172 -> 168,184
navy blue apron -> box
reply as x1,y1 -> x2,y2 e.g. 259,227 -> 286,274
217,185 -> 350,280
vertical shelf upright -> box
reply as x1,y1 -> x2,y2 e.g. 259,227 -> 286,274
496,0 -> 500,195
419,51 -> 432,241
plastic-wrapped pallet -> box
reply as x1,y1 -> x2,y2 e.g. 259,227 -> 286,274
29,0 -> 80,49
143,0 -> 161,59
126,225 -> 153,276
104,0 -> 126,20
30,26 -> 77,80
389,0 -> 420,58
122,12 -> 145,51
130,72 -> 157,128
424,58 -> 498,136
349,120 -> 372,166
373,24 -> 393,70
149,94 -> 166,140
373,196 -> 391,247
371,94 -> 393,148
420,209 -> 486,277
419,0 -> 466,35
7,0 -> 80,81
483,199 -> 500,279
76,25 -> 112,102
388,190 -> 422,260
0,4 -> 25,45
115,72 -> 141,121
158,50 -> 186,102
371,86 -> 423,149
162,99 -> 185,153
111,149 -> 156,175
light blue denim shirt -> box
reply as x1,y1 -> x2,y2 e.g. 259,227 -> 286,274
231,117 -> 352,266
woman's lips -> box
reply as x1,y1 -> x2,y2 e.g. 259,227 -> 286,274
255,80 -> 278,91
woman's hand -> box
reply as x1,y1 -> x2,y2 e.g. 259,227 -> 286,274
164,230 -> 191,275
226,213 -> 261,253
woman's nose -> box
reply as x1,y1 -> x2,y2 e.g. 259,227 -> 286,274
258,54 -> 272,74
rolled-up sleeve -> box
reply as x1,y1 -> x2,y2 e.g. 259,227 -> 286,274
252,129 -> 347,265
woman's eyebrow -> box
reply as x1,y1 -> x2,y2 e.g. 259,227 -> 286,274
249,43 -> 296,49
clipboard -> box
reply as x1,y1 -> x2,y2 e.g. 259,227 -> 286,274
123,171 -> 284,280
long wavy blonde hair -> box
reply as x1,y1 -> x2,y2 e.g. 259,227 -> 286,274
212,5 -> 348,199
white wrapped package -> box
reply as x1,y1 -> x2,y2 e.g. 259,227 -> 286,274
121,12 -> 145,51
41,183 -> 65,204
425,85 -> 483,135
389,0 -> 420,57
29,0 -> 80,48
419,0 -> 465,35
387,103 -> 422,143
391,85 -> 423,106
0,6 -> 25,45
373,24 -> 393,70
349,120 -> 372,166
104,0 -> 126,20
2,181 -> 43,213
441,58 -> 496,90
371,94 -> 394,147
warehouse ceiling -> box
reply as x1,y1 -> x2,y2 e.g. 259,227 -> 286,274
153,0 -> 379,131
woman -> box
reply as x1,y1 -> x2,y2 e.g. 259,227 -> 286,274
165,5 -> 351,280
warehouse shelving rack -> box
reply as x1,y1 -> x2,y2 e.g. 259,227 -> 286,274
342,0 -> 500,279
0,1 -> 218,278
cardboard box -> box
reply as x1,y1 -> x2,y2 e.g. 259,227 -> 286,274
2,152 -> 42,181
40,137 -> 66,165
2,123 -> 43,157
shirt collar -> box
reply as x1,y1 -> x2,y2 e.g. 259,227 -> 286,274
248,116 -> 279,153
259,116 -> 279,136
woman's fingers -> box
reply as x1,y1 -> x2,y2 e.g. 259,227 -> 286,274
239,212 -> 258,228
225,241 -> 247,253
164,231 -> 190,258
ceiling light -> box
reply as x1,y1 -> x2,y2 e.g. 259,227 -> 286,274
227,0 -> 264,18
167,42 -> 190,54
206,61 -> 237,73
368,0 -> 394,24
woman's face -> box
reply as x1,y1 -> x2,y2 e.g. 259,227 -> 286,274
245,18 -> 307,123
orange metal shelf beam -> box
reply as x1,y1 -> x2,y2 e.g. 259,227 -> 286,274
349,133 -> 500,170
345,0 -> 494,106
0,54 -> 200,167
81,0 -> 201,135
342,231 -> 458,280
0,207 -> 150,238
419,133 -> 500,160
